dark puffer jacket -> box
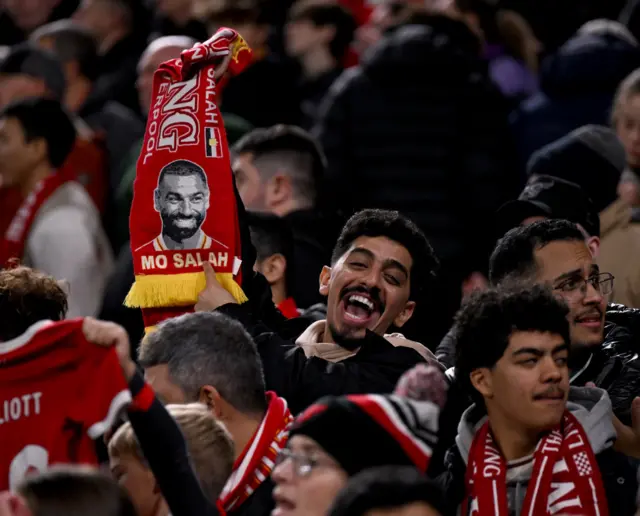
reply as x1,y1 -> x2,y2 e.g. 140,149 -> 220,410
313,14 -> 520,279
511,28 -> 640,166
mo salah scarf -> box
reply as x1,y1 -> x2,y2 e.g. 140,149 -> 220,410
125,28 -> 252,331
463,411 -> 608,516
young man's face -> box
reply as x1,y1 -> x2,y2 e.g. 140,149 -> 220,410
285,18 -> 327,59
110,452 -> 160,516
534,240 -> 607,350
0,116 -> 42,187
477,331 -> 570,434
321,236 -> 415,343
233,152 -> 266,211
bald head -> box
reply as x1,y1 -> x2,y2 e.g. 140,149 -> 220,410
137,36 -> 196,114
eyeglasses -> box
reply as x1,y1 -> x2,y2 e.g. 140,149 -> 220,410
274,448 -> 333,478
554,273 -> 614,296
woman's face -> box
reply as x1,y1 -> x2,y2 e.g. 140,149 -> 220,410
271,435 -> 349,516
616,93 -> 640,167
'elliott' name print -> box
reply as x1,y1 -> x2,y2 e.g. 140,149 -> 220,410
0,392 -> 42,424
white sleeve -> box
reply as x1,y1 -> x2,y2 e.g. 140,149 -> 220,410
26,206 -> 109,317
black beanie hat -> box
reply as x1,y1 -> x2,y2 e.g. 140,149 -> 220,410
289,394 -> 439,476
527,125 -> 626,213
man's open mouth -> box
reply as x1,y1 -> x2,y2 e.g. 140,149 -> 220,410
340,291 -> 382,326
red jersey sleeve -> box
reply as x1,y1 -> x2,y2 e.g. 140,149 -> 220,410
69,344 -> 132,439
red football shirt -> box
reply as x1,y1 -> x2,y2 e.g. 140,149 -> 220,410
0,319 -> 131,491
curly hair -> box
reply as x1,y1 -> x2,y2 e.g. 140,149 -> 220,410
0,265 -> 68,341
331,209 -> 439,300
454,285 -> 570,404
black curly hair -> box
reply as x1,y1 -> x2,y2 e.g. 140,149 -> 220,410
489,219 -> 585,286
454,285 -> 570,404
331,209 -> 439,300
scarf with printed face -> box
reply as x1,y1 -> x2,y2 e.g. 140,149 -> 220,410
463,411 -> 608,516
0,174 -> 68,268
125,28 -> 252,331
219,392 -> 293,512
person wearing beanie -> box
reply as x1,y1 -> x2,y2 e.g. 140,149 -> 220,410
495,174 -> 601,256
527,125 -> 640,308
271,394 -> 441,516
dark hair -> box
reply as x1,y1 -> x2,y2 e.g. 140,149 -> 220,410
248,211 -> 296,295
233,124 -> 325,206
207,1 -> 272,28
158,159 -> 208,187
454,285 -> 570,404
331,209 -> 439,300
328,466 -> 445,516
18,465 -> 137,516
0,97 -> 76,168
489,219 -> 585,286
139,311 -> 268,414
0,43 -> 66,101
289,2 -> 357,59
31,20 -> 99,81
0,265 -> 68,341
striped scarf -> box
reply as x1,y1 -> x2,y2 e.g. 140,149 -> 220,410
220,392 -> 293,512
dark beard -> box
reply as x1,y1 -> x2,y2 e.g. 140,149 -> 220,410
161,212 -> 204,241
328,322 -> 365,351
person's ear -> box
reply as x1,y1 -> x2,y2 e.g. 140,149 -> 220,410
267,173 -> 292,208
199,385 -> 223,418
470,368 -> 494,399
319,265 -> 332,296
393,300 -> 416,328
586,236 -> 600,259
261,253 -> 286,285
153,189 -> 160,212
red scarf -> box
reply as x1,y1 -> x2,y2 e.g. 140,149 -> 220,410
277,297 -> 299,319
463,411 -> 608,516
220,392 -> 293,512
125,28 -> 252,331
0,174 -> 68,268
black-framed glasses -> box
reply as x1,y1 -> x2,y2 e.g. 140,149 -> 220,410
554,273 -> 614,296
274,448 -> 334,478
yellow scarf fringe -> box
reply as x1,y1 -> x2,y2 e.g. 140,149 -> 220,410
125,271 -> 248,309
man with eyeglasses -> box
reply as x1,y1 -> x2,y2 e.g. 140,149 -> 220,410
428,219 -> 640,476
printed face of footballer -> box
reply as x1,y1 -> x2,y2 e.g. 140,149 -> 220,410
155,171 -> 210,245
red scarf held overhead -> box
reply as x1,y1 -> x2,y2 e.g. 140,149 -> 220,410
220,392 -> 293,512
125,28 -> 252,331
463,411 -> 608,516
0,174 -> 68,268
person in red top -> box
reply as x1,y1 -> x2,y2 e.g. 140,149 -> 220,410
248,212 -> 300,319
0,266 -> 130,491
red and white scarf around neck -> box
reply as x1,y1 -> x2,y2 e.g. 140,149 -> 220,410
0,174 -> 67,268
219,392 -> 293,512
463,411 -> 608,516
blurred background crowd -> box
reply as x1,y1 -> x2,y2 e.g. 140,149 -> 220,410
3,0 -> 640,350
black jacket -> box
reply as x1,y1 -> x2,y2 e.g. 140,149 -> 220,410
313,15 -> 520,278
217,301 -> 425,415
